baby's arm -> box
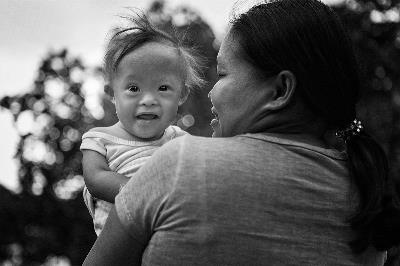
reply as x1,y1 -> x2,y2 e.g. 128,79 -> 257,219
82,150 -> 129,203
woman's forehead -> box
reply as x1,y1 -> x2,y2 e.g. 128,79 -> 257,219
217,33 -> 241,66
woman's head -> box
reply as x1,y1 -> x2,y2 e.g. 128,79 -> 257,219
213,0 -> 400,254
219,0 -> 359,132
103,13 -> 204,139
209,30 -> 296,138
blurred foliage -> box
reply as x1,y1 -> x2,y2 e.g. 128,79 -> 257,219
333,0 -> 400,180
0,0 -> 399,265
0,49 -> 101,265
331,1 -> 400,264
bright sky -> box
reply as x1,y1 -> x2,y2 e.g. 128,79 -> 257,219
0,0 -> 341,191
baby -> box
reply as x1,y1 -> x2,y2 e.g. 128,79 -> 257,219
80,14 -> 204,235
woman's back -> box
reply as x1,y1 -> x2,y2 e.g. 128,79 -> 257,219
115,134 -> 386,265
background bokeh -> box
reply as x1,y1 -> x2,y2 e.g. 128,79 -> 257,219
0,0 -> 399,265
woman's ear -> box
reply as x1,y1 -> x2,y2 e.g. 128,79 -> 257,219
178,87 -> 190,106
262,70 -> 296,111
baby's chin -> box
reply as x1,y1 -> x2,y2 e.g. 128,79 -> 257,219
134,131 -> 164,141
122,126 -> 165,141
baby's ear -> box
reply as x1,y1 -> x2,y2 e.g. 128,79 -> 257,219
178,87 -> 190,106
104,84 -> 115,103
104,84 -> 114,97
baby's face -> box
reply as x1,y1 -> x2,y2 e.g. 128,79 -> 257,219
112,42 -> 186,140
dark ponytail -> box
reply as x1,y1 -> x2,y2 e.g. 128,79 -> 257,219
231,0 -> 400,254
345,132 -> 400,253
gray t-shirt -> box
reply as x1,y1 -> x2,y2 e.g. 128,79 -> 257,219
115,133 -> 386,265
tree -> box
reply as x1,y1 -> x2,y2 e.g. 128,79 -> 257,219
332,1 -> 400,264
0,49 -> 104,265
333,0 -> 400,180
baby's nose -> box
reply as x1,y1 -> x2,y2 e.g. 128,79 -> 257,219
140,93 -> 158,106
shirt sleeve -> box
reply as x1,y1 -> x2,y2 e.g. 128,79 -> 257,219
80,132 -> 107,156
114,135 -> 185,244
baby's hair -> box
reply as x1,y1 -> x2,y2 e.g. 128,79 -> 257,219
104,11 -> 206,93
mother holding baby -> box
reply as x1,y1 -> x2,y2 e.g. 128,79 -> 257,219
84,0 -> 400,265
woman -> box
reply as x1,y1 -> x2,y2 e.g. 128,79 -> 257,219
83,0 -> 400,265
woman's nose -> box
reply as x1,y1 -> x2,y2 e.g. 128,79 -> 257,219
208,89 -> 215,105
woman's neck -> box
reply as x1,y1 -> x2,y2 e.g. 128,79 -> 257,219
262,131 -> 329,148
254,107 -> 330,148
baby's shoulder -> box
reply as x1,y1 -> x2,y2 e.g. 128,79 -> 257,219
86,124 -> 138,141
87,126 -> 115,135
82,125 -> 122,140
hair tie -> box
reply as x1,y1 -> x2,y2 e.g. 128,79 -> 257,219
335,119 -> 363,142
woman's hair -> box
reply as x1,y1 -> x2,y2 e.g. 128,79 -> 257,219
104,12 -> 205,92
230,0 -> 400,254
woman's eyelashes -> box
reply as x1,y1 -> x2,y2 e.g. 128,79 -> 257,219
217,72 -> 226,79
216,65 -> 226,79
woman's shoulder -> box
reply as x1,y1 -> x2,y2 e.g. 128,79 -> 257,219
163,133 -> 282,150
162,134 -> 240,148
160,133 -> 347,173
158,134 -> 260,162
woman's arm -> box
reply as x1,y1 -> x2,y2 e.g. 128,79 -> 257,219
82,150 -> 129,203
83,206 -> 145,266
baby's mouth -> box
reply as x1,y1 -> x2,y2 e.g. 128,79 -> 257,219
136,113 -> 159,120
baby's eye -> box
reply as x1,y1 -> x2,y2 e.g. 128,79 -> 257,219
128,85 -> 139,92
159,85 -> 169,91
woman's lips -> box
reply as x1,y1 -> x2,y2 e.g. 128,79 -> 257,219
210,118 -> 219,128
210,107 -> 219,128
